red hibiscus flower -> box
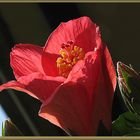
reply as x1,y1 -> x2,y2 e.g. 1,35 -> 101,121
0,16 -> 116,136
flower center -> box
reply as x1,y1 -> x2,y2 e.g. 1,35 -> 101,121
56,41 -> 85,78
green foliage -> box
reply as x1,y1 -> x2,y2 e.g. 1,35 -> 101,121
2,122 -> 5,136
112,112 -> 140,136
2,120 -> 23,136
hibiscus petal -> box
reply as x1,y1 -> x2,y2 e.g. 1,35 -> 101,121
41,52 -> 59,76
39,82 -> 93,136
103,46 -> 116,92
66,50 -> 100,100
0,80 -> 38,99
10,44 -> 44,79
98,46 -> 116,130
43,16 -> 97,54
64,46 -> 116,134
0,73 -> 65,102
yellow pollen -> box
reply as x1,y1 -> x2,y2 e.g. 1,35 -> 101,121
56,42 -> 85,78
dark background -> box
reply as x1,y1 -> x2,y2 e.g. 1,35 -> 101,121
0,3 -> 138,135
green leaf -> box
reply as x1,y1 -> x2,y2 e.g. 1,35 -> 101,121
2,120 -> 23,136
2,122 -> 5,136
126,131 -> 140,136
112,111 -> 140,136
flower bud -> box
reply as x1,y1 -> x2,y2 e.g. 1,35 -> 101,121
117,62 -> 140,115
